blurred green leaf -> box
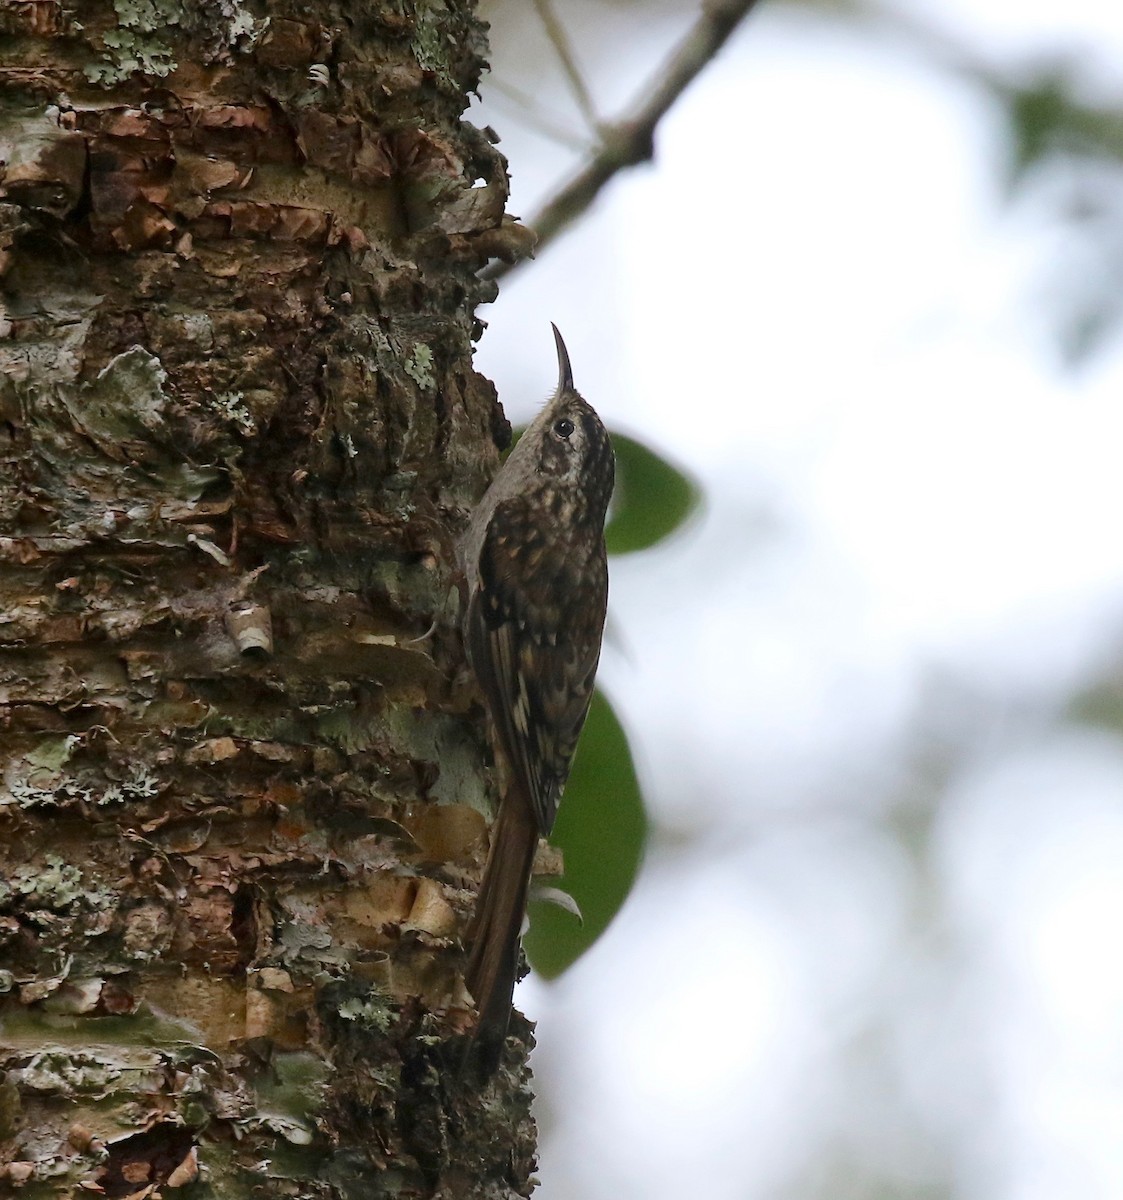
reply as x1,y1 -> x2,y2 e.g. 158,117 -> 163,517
1067,677 -> 1123,733
998,69 -> 1123,185
604,431 -> 699,555
524,690 -> 647,979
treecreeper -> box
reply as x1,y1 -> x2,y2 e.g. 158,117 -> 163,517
460,326 -> 614,1065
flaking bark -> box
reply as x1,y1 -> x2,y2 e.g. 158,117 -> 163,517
0,1 -> 538,1193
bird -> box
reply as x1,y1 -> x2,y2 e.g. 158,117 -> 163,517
460,325 -> 614,1059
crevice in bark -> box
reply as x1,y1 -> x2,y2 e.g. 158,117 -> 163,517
98,1121 -> 197,1197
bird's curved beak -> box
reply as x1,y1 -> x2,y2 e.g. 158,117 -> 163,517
551,323 -> 574,393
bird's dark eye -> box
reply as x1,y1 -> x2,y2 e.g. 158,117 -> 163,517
554,418 -> 575,439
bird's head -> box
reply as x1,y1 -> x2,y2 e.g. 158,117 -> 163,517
510,326 -> 614,510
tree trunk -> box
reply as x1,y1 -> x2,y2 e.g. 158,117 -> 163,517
0,1 -> 537,1193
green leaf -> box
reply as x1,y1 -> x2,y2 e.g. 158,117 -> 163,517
524,691 -> 647,979
604,432 -> 700,555
1067,678 -> 1123,733
998,69 -> 1123,185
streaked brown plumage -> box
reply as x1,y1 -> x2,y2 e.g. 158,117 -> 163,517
461,326 -> 614,1055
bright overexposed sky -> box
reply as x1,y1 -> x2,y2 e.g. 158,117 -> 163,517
471,3 -> 1123,1198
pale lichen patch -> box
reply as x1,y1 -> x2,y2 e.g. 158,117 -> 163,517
404,342 -> 436,390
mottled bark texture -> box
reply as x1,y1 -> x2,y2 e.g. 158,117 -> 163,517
0,1 -> 539,1195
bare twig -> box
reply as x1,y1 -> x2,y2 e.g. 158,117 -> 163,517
533,0 -> 601,132
485,0 -> 765,282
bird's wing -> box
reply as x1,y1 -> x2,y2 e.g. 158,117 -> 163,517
466,494 -> 606,834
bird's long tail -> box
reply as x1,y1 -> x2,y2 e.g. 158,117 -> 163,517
465,791 -> 538,1053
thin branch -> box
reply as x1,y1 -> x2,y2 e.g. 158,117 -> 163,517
485,0 -> 765,283
532,0 -> 601,132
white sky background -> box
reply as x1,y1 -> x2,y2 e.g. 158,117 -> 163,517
470,3 -> 1123,1198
